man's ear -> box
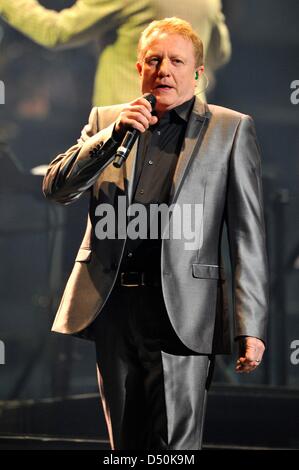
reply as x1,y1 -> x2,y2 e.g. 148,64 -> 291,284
197,65 -> 205,78
136,62 -> 142,76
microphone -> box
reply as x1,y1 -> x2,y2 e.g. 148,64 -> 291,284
113,94 -> 156,168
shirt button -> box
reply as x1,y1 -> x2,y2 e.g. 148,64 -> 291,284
157,130 -> 161,135
148,160 -> 153,165
127,252 -> 133,258
139,189 -> 144,195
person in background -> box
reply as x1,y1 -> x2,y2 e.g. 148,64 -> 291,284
0,0 -> 231,104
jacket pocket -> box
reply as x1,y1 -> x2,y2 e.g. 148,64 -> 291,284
192,263 -> 225,280
75,248 -> 92,263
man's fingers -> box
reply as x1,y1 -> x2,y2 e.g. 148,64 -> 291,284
236,359 -> 258,373
150,115 -> 159,125
127,111 -> 151,130
116,99 -> 158,135
131,97 -> 154,114
236,354 -> 262,373
129,104 -> 153,120
236,338 -> 265,374
124,118 -> 147,133
124,113 -> 158,133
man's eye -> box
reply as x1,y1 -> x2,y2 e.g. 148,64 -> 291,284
148,58 -> 159,65
173,59 -> 183,64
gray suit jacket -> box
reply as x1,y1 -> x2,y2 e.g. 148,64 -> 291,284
43,97 -> 269,354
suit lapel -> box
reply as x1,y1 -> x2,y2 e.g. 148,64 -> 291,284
169,98 -> 211,204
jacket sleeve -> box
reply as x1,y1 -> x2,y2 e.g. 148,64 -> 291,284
0,0 -> 123,48
225,115 -> 269,343
42,106 -> 119,204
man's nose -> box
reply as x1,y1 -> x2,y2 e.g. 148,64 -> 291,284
157,58 -> 171,76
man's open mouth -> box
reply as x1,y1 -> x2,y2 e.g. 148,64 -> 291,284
156,84 -> 173,89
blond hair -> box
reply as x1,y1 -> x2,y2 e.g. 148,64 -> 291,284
137,17 -> 204,67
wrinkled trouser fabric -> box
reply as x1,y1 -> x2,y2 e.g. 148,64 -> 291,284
91,283 -> 214,450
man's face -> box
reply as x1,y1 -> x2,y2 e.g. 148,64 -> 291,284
137,32 -> 201,115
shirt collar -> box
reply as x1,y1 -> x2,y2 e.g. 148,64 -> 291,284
173,95 -> 195,122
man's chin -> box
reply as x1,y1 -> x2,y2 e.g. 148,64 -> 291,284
155,96 -> 177,113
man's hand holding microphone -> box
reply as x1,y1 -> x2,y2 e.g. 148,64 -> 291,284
113,94 -> 157,168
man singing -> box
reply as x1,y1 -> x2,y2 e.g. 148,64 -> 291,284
43,17 -> 269,450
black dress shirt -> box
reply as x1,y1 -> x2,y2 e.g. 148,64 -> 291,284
120,96 -> 195,273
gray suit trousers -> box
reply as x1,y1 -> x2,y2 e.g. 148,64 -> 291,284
91,283 -> 214,450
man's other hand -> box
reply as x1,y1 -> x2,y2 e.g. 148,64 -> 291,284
236,336 -> 265,373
